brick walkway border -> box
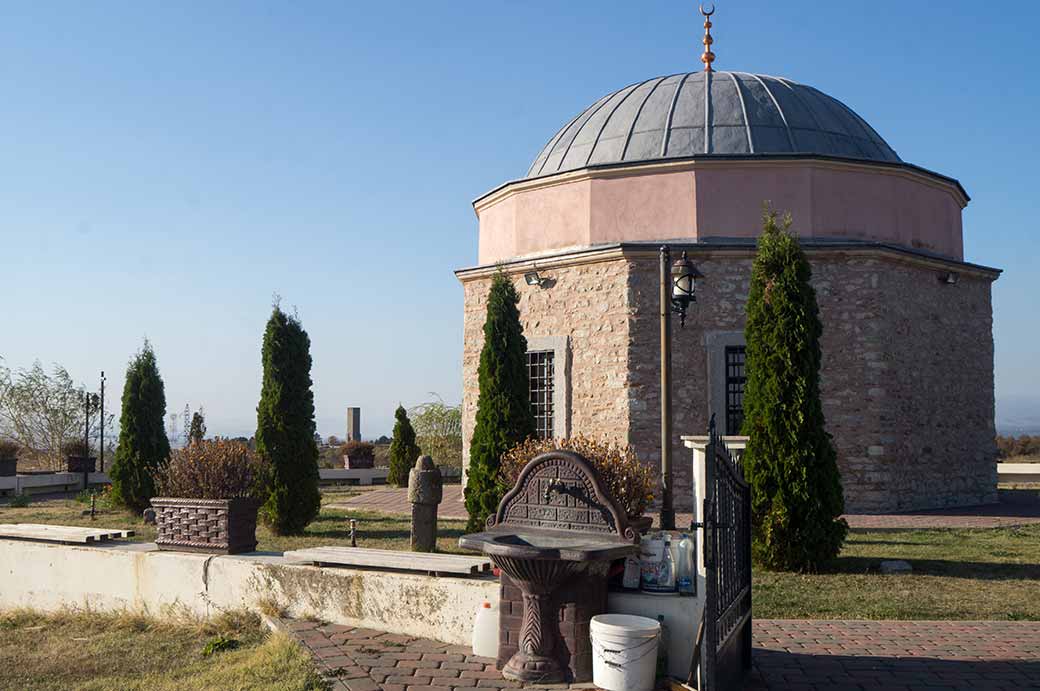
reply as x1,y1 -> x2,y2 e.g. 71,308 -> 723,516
286,618 -> 1040,691
330,487 -> 1040,530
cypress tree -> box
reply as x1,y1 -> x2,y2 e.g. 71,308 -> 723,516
110,341 -> 171,512
742,209 -> 848,572
387,405 -> 421,486
188,411 -> 206,446
464,273 -> 535,532
255,304 -> 321,535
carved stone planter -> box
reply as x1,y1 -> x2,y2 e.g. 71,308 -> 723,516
66,455 -> 96,474
343,454 -> 374,469
0,458 -> 16,477
152,497 -> 259,555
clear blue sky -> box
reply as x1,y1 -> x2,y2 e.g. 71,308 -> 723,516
1,1 -> 1037,438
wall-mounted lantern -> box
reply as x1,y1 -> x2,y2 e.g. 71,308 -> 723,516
670,250 -> 704,327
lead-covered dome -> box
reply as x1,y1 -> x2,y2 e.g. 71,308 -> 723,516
527,71 -> 900,178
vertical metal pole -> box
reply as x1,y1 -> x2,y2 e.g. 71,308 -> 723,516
83,389 -> 90,492
660,246 -> 675,531
100,372 -> 105,473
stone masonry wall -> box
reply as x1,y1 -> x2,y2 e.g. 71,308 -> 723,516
625,253 -> 891,513
623,251 -> 996,513
461,260 -> 634,483
460,250 -> 997,515
878,267 -> 997,510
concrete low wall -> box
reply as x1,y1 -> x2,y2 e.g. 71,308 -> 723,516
317,468 -> 388,486
0,536 -> 705,668
0,472 -> 110,496
0,539 -> 497,646
999,463 -> 1040,484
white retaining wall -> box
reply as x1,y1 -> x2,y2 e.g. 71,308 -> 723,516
998,463 -> 1040,484
0,539 -> 497,646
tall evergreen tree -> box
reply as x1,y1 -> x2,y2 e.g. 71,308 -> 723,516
742,209 -> 848,572
110,341 -> 171,512
464,273 -> 535,532
255,304 -> 321,534
387,405 -> 421,486
188,410 -> 206,445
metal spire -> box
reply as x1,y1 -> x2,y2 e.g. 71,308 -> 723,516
700,3 -> 716,72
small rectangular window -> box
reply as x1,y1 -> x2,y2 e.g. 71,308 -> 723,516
725,346 -> 746,436
527,350 -> 555,439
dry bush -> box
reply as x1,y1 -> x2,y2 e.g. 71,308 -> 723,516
500,436 -> 654,518
0,440 -> 19,459
156,439 -> 269,500
339,440 -> 375,460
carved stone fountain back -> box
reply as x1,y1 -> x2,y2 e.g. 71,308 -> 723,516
489,451 -> 635,542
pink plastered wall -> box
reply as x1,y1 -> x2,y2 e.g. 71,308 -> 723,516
475,161 -> 966,263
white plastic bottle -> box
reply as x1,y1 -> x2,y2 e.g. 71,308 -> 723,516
659,534 -> 676,592
622,553 -> 641,589
472,601 -> 499,658
676,533 -> 695,595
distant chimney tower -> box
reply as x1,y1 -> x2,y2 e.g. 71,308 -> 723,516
346,407 -> 361,442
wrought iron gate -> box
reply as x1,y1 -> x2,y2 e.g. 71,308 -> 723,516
700,414 -> 752,691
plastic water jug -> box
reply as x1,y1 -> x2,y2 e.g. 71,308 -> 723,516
676,533 -> 695,595
641,533 -> 677,593
472,601 -> 499,658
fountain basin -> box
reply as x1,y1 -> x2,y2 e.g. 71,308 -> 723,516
459,451 -> 641,683
459,528 -> 638,563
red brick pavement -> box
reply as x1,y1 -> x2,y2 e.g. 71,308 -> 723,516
330,485 -> 468,520
747,619 -> 1040,690
285,618 -> 1040,691
331,487 -> 1040,530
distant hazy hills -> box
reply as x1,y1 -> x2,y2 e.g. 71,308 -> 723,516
997,395 -> 1040,436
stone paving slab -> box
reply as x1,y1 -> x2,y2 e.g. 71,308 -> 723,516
286,617 -> 1040,691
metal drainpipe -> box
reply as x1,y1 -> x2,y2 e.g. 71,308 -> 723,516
660,245 -> 675,531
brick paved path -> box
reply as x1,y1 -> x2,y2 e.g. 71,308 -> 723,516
330,485 -> 468,520
286,618 -> 1040,691
747,620 -> 1040,690
331,487 -> 1040,530
282,618 -> 599,690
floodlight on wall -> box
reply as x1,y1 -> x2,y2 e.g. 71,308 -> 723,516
524,271 -> 546,287
939,271 -> 959,285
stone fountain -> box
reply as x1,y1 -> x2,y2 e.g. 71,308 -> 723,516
459,451 -> 639,683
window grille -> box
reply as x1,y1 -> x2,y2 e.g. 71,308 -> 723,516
527,350 -> 555,439
725,346 -> 746,436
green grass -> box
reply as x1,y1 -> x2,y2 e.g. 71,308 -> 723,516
754,524 -> 1040,620
0,488 -> 470,554
0,609 -> 324,691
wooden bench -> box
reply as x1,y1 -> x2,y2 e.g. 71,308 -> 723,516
282,546 -> 493,576
0,523 -> 134,544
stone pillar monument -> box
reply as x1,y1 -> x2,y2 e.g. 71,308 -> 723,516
346,407 -> 361,442
408,455 -> 442,552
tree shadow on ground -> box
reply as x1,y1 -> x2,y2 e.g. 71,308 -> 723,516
816,555 -> 1040,581
745,648 -> 1040,690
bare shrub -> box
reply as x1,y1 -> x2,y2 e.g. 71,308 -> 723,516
500,435 -> 655,518
339,440 -> 374,460
156,439 -> 268,500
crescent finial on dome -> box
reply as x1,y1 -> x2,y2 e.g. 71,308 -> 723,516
700,3 -> 716,72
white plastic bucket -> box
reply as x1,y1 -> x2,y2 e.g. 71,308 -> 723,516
590,614 -> 660,691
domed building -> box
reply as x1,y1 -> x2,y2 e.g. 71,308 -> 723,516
456,24 -> 999,513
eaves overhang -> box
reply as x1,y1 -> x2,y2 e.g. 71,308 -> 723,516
454,238 -> 1000,282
